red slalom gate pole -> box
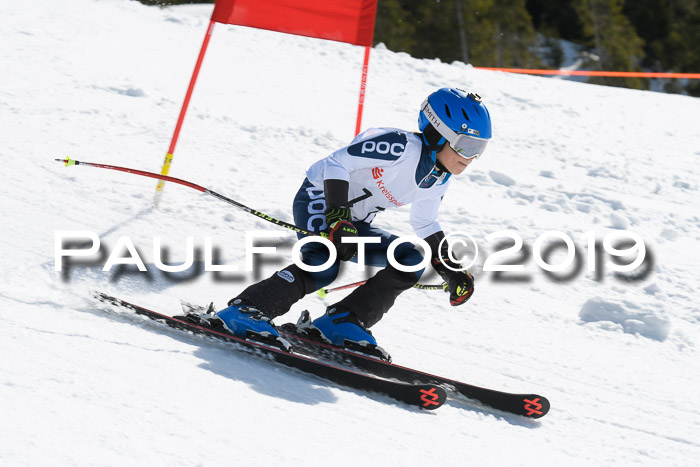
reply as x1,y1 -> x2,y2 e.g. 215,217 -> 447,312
354,46 -> 371,135
154,20 -> 216,207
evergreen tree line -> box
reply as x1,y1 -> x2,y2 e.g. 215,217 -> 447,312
138,0 -> 700,96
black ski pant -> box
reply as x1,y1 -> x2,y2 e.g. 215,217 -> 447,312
235,178 -> 425,328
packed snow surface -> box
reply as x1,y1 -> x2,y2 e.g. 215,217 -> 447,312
2,0 -> 700,465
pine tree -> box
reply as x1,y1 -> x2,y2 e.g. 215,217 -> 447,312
489,0 -> 538,67
526,0 -> 582,41
574,0 -> 647,89
411,0 -> 468,63
455,0 -> 498,67
374,0 -> 416,53
409,0 -> 537,68
663,0 -> 700,95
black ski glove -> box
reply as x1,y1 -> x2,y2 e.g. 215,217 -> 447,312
425,231 -> 475,307
325,207 -> 358,261
433,259 -> 475,306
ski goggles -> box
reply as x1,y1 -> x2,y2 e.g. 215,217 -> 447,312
421,100 -> 489,160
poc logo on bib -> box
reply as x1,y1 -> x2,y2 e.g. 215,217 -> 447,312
348,132 -> 408,160
361,141 -> 405,156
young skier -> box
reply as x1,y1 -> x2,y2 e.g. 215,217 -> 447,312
206,88 -> 492,358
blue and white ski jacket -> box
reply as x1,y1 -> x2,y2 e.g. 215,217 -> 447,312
306,127 -> 451,238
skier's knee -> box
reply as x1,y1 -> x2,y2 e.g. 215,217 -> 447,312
391,244 -> 425,281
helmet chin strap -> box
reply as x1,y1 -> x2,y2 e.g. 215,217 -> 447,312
435,157 -> 448,173
432,136 -> 448,169
429,145 -> 448,174
420,129 -> 447,164
419,129 -> 450,178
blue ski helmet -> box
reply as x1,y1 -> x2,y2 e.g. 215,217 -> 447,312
418,88 -> 492,159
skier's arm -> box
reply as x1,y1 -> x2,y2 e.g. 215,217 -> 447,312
424,231 -> 475,307
324,179 -> 357,261
410,196 -> 443,238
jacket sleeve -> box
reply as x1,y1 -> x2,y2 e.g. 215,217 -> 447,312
410,195 -> 443,238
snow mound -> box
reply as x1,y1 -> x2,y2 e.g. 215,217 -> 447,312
579,297 -> 671,341
609,212 -> 631,229
488,170 -> 516,186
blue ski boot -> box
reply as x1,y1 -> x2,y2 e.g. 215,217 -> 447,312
298,306 -> 391,362
213,298 -> 292,352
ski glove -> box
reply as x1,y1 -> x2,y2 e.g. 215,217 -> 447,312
424,231 -> 475,307
433,258 -> 475,306
326,207 -> 358,261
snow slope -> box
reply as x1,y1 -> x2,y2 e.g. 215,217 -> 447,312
2,0 -> 700,465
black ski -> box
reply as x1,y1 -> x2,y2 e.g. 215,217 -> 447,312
94,293 -> 446,411
278,324 -> 550,419
180,301 -> 550,419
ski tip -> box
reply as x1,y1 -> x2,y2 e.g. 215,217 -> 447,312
521,395 -> 550,419
417,385 -> 447,410
91,290 -> 109,302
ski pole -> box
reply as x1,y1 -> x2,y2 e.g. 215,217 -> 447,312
56,157 -> 321,238
57,157 -> 446,292
318,280 -> 446,298
317,280 -> 368,297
